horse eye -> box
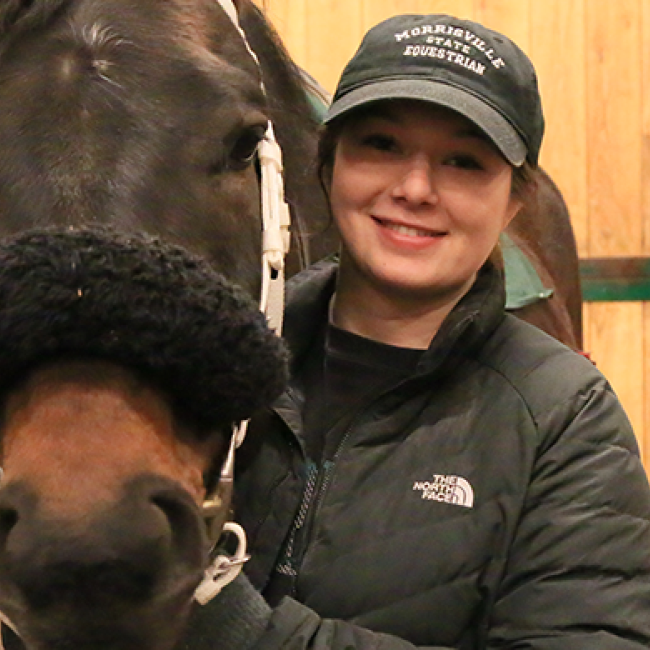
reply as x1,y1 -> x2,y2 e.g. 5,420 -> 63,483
228,126 -> 266,171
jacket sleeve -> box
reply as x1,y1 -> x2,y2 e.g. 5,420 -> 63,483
486,381 -> 650,649
258,596 -> 451,650
189,573 -> 453,650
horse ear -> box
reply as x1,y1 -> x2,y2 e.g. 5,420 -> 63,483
229,0 -> 243,15
216,0 -> 245,27
0,0 -> 66,37
231,0 -> 257,11
231,0 -> 263,19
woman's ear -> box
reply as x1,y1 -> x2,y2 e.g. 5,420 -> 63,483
503,195 -> 524,231
319,164 -> 333,197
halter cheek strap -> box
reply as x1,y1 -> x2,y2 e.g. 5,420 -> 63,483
194,0 -> 293,605
215,0 -> 239,25
215,0 -> 291,336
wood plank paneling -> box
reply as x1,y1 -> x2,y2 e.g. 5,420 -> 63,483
475,0 -> 530,51
261,0 -> 309,64
361,0 -> 415,29
586,303 -> 645,442
361,0 -> 429,30
639,0 -> 650,255
532,0 -> 588,255
583,1 -> 646,465
360,0 -> 472,39
304,0 -> 363,93
586,0 -> 643,257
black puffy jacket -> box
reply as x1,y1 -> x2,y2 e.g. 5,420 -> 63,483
234,259 -> 650,650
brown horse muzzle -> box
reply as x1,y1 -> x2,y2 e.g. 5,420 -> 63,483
0,474 -> 209,650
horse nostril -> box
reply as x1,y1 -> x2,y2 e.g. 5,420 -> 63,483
150,488 -> 207,563
0,507 -> 18,547
0,483 -> 25,550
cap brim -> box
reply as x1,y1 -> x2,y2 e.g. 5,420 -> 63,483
324,80 -> 527,166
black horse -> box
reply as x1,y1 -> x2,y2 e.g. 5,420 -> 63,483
0,0 -> 336,299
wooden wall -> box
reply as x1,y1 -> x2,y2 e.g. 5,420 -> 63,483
254,0 -> 650,469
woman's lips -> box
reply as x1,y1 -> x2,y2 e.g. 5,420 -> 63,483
374,216 -> 446,239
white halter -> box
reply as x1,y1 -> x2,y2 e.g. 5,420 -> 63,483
214,0 -> 291,335
193,0 -> 292,605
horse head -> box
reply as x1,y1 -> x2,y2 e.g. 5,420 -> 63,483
0,0 -> 334,301
0,227 -> 288,650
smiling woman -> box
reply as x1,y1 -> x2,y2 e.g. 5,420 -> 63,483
328,101 -> 523,347
213,12 -> 650,650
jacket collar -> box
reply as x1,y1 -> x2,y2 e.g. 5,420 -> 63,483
281,257 -> 338,374
281,257 -> 507,379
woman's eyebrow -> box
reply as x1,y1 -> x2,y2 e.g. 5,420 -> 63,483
454,126 -> 492,143
357,107 -> 401,124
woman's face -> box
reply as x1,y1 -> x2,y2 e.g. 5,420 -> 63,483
329,100 -> 523,307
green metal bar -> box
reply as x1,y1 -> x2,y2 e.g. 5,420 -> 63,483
580,257 -> 650,302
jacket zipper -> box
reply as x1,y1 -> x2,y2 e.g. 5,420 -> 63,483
287,407 -> 374,597
274,459 -> 318,581
284,373 -> 434,595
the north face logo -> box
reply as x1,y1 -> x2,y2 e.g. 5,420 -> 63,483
413,474 -> 474,508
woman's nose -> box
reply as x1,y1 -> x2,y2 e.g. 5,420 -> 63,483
392,156 -> 438,205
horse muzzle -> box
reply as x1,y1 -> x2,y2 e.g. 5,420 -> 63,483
0,474 -> 210,650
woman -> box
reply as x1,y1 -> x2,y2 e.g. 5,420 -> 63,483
198,13 -> 650,650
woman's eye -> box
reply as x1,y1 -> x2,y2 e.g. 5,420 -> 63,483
446,154 -> 484,171
360,133 -> 398,153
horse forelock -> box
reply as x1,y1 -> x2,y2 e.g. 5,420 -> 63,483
0,0 -> 69,39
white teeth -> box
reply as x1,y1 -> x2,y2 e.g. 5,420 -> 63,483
385,223 -> 434,238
